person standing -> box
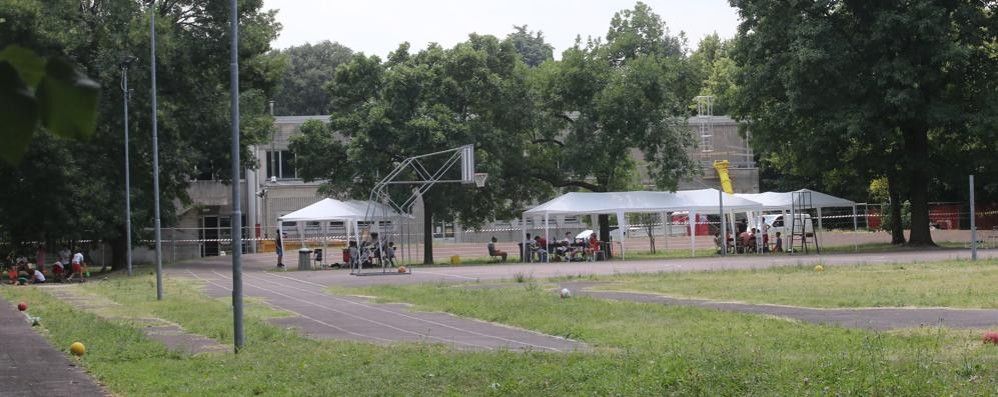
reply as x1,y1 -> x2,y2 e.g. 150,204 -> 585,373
68,249 -> 84,282
275,232 -> 285,268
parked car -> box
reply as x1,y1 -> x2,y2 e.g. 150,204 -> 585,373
762,214 -> 814,237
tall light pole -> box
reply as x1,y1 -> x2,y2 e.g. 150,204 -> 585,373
149,0 -> 164,300
120,56 -> 138,276
230,0 -> 245,351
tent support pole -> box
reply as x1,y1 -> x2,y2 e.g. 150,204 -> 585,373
521,212 -> 527,263
852,205 -> 858,252
544,213 -> 550,263
689,209 -> 696,257
817,207 -> 824,233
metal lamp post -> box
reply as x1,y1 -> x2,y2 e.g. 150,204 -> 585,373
230,0 -> 245,351
148,0 -> 164,300
120,56 -> 137,276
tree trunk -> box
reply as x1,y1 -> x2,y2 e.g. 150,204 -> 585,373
903,128 -> 935,246
110,235 -> 127,271
647,225 -> 656,253
887,174 -> 906,245
422,199 -> 434,264
598,214 -> 611,258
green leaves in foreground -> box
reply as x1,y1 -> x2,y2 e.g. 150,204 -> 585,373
0,45 -> 100,164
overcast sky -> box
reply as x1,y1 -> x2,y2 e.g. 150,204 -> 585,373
262,0 -> 741,57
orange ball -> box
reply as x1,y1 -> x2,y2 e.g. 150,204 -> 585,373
70,342 -> 86,356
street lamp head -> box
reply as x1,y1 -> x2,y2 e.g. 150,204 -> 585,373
120,55 -> 138,69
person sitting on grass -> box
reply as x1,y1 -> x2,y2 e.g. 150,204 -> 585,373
52,260 -> 65,282
30,268 -> 45,284
488,237 -> 508,262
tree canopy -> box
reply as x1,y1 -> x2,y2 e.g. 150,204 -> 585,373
729,0 -> 998,245
0,0 -> 283,264
506,25 -> 554,67
293,35 -> 548,263
524,3 -> 699,241
269,40 -> 353,115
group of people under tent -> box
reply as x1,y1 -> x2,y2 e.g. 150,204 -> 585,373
488,231 -> 606,263
274,231 -> 396,269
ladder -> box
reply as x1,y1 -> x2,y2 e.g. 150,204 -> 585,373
789,190 -> 821,254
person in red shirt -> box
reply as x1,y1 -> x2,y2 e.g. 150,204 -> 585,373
586,233 -> 600,261
533,236 -> 549,262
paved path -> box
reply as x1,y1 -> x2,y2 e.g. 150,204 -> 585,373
182,269 -> 585,352
170,247 -> 997,288
0,297 -> 107,397
164,248 -> 996,346
557,282 -> 998,331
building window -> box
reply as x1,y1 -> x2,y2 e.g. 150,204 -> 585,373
194,160 -> 217,181
266,150 -> 297,179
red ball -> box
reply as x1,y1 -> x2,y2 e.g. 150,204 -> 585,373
983,331 -> 998,345
17,302 -> 27,311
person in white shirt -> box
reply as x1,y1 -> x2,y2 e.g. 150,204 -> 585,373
68,251 -> 85,282
31,269 -> 46,284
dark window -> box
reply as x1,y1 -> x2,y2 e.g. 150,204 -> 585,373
266,150 -> 297,180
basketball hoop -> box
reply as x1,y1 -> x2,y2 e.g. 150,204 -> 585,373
473,172 -> 488,188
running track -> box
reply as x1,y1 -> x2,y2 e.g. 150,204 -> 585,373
171,248 -> 997,349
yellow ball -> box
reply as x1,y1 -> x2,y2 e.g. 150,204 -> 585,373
814,265 -> 824,272
70,342 -> 86,356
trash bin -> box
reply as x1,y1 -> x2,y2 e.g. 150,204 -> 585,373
298,248 -> 313,271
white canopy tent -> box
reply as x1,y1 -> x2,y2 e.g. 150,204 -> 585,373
735,189 -> 859,233
277,198 -> 403,254
522,189 -> 764,258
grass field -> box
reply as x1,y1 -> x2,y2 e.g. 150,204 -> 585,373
3,270 -> 998,395
583,259 -> 998,309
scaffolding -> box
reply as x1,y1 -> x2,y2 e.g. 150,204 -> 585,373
695,95 -> 714,155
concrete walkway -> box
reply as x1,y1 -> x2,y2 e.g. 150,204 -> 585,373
0,297 -> 107,397
557,282 -> 998,331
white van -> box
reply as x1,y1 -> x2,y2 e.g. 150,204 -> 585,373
762,214 -> 814,238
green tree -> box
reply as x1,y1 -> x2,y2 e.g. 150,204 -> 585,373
688,34 -> 738,115
528,2 -> 697,242
269,41 -> 353,115
506,25 -> 554,67
0,0 -> 283,267
729,0 -> 997,246
296,35 -> 547,264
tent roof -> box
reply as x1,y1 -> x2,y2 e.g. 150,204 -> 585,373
734,189 -> 855,210
278,198 -> 401,222
524,189 -> 762,216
